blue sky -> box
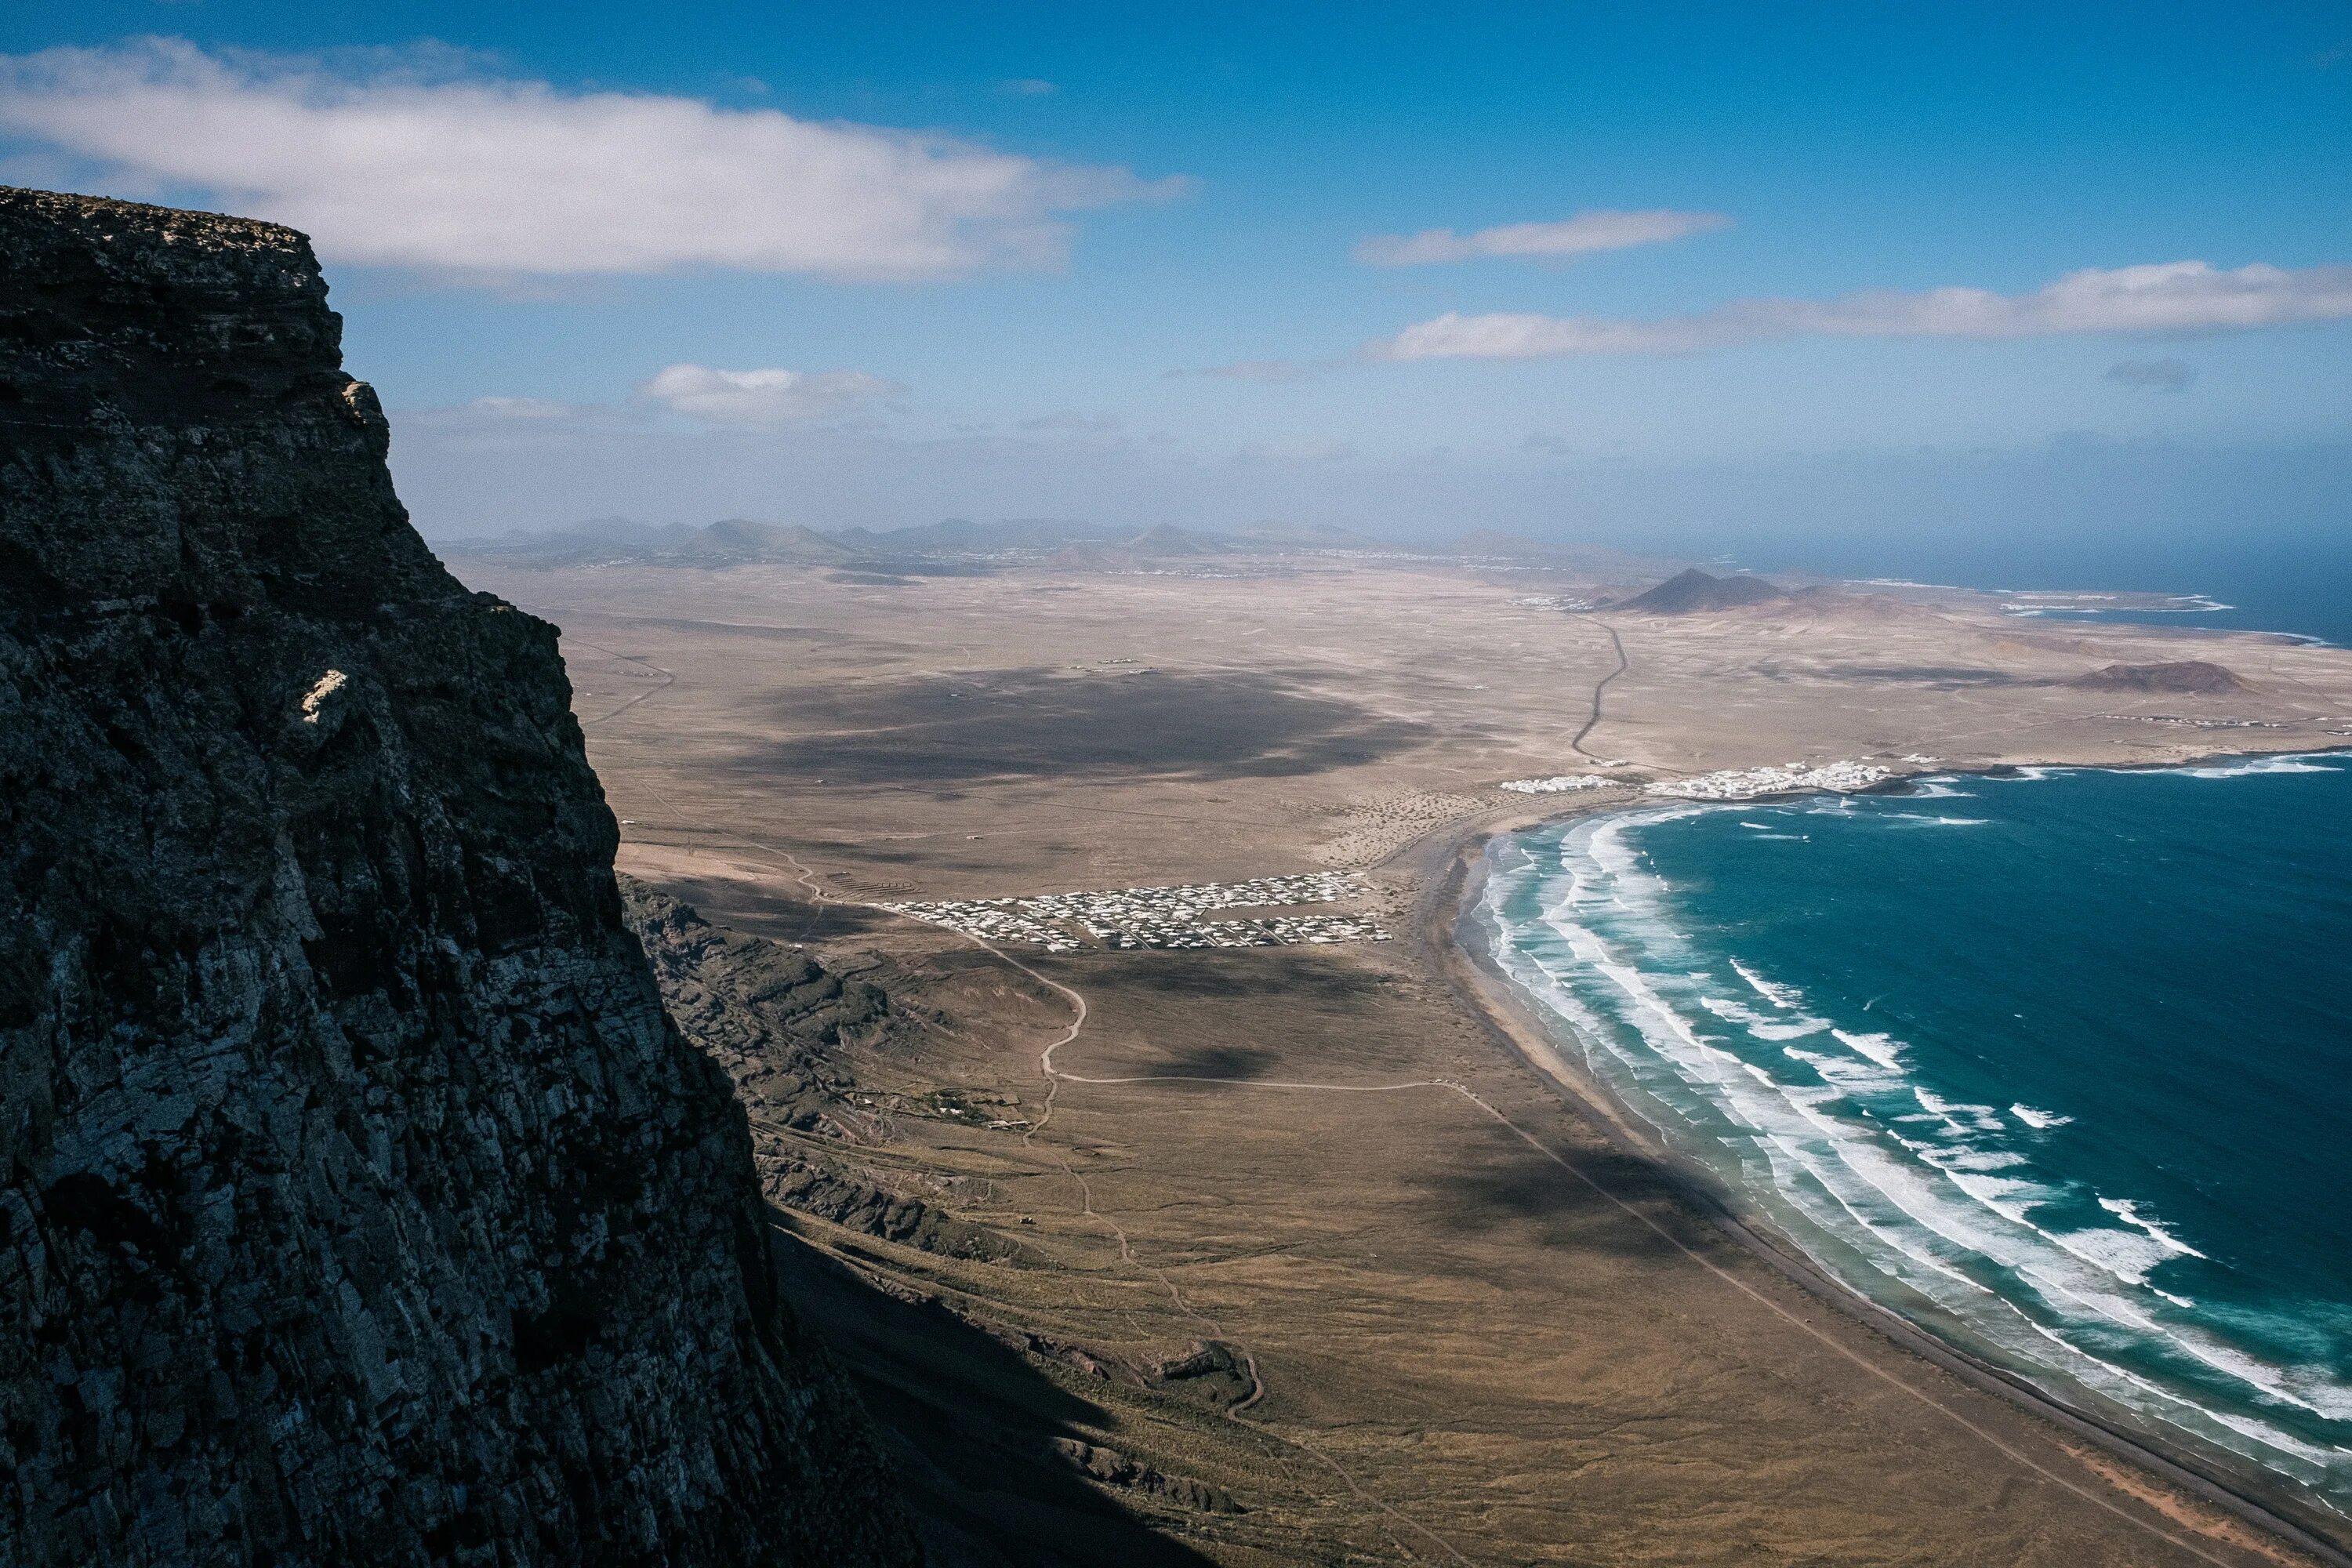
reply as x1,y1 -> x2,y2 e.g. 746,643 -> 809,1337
2,2 -> 2349,572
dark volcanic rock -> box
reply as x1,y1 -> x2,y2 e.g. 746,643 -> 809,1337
620,880 -> 887,1127
2067,659 -> 2250,694
1616,567 -> 1786,613
621,882 -> 1015,1262
0,187 -> 916,1566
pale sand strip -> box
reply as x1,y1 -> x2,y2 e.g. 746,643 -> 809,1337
1406,800 -> 2352,1568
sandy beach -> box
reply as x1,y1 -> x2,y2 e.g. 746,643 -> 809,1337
455,549 -> 2352,1564
1421,797 -> 2352,1565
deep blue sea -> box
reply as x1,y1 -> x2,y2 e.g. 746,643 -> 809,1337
1477,755 -> 2352,1518
1750,535 -> 2352,649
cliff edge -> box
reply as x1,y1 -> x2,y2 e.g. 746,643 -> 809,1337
0,187 -> 916,1566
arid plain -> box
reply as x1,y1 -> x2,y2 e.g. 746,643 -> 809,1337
457,547 -> 2352,1567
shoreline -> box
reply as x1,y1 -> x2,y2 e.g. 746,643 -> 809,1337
1396,751 -> 2352,1566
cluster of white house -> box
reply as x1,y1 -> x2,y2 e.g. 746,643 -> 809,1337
1649,760 -> 1894,800
1498,774 -> 1621,794
883,871 -> 1390,952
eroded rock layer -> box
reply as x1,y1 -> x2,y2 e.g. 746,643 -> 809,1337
0,187 -> 916,1567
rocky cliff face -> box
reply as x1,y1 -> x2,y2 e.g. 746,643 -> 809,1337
619,880 -> 1016,1264
0,187 -> 916,1566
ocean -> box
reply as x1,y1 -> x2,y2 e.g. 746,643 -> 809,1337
1748,534 -> 2352,649
1475,755 -> 2352,1520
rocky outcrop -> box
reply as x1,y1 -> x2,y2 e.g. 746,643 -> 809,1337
0,187 -> 916,1566
620,880 -> 889,1120
620,882 -> 1015,1263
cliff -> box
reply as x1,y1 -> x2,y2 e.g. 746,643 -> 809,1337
0,187 -> 916,1566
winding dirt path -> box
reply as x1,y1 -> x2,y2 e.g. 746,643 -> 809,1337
672,822 -> 2257,1568
1033,1058 -> 2247,1566
988,941 -> 1473,1565
608,770 -> 1468,1557
581,645 -> 2255,1566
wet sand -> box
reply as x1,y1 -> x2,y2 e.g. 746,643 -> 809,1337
1415,802 -> 2352,1565
453,550 -> 2352,1564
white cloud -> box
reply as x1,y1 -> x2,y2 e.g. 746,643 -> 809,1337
1354,208 -> 1730,267
639,365 -> 898,424
1377,260 -> 2352,359
999,78 -> 1058,97
0,38 -> 1185,281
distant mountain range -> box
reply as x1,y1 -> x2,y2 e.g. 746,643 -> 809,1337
441,516 -> 1711,579
444,514 -> 1405,568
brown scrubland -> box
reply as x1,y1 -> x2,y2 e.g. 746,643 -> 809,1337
457,548 -> 2352,1566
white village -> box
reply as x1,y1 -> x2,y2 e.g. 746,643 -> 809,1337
883,871 -> 1391,952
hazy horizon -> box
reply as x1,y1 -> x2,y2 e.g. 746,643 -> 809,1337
3,2 -> 2347,582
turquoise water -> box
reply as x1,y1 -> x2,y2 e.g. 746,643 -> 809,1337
1477,755 -> 2352,1518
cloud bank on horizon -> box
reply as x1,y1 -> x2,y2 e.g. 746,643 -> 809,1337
639,365 -> 900,424
0,38 -> 1185,281
1375,261 -> 2352,360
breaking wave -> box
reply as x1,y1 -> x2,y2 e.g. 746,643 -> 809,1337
1476,775 -> 2352,1516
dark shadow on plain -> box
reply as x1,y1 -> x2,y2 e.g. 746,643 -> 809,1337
1410,1123 -> 1690,1262
1130,1043 -> 1280,1080
1818,664 -> 2017,686
630,873 -> 896,943
770,1212 -> 1221,1568
731,667 -> 1429,786
1062,950 -> 1394,1009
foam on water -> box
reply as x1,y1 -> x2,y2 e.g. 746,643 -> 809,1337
1476,771 -> 2352,1515
1730,956 -> 1807,1011
2103,1197 -> 2207,1260
2176,754 -> 2347,780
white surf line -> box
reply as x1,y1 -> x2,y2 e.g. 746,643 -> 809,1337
641,813 -> 2249,1567
1428,1083 -> 2251,1566
1049,1058 -> 2251,1563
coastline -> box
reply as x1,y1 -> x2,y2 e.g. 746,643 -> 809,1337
498,546 -> 2352,1561
1398,753 -> 2352,1566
